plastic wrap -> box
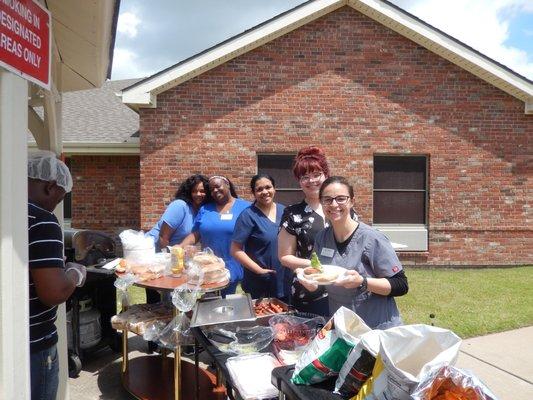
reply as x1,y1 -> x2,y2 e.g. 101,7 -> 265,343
269,314 -> 326,351
226,353 -> 281,400
114,273 -> 138,309
110,302 -> 173,334
205,324 -> 274,355
119,229 -> 155,267
157,313 -> 194,349
172,283 -> 201,312
411,364 -> 498,400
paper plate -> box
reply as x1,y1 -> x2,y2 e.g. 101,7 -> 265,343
297,264 -> 346,286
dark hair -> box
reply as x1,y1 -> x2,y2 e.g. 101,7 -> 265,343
208,175 -> 239,198
175,174 -> 210,205
293,146 -> 330,179
250,174 -> 276,192
319,176 -> 354,199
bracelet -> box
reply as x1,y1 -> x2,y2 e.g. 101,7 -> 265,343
66,267 -> 83,287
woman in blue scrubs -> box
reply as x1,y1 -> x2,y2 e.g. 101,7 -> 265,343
181,175 -> 250,295
146,174 -> 210,251
231,174 -> 286,299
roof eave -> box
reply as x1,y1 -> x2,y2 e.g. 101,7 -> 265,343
121,0 -> 346,108
28,140 -> 140,155
121,0 -> 533,113
348,0 -> 533,109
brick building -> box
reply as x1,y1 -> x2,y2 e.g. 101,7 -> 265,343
29,79 -> 141,235
121,0 -> 532,266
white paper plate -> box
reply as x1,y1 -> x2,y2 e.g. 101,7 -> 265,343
297,264 -> 347,286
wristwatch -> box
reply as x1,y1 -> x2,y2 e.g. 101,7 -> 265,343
358,276 -> 368,291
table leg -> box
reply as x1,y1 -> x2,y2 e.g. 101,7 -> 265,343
174,343 -> 181,400
194,338 -> 199,400
121,329 -> 128,374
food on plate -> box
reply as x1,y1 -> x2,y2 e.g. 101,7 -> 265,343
254,301 -> 285,316
310,251 -> 323,272
115,258 -> 127,273
303,266 -> 340,284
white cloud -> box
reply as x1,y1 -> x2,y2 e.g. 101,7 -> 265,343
112,48 -> 151,79
117,11 -> 140,38
392,0 -> 533,78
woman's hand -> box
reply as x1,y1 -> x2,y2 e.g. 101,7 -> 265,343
295,268 -> 319,292
258,268 -> 276,275
334,270 -> 364,289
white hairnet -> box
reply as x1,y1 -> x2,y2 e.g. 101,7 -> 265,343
28,151 -> 73,193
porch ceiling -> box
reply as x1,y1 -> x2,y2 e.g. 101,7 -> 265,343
46,0 -> 120,92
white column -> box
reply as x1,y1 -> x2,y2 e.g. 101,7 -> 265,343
0,70 -> 30,399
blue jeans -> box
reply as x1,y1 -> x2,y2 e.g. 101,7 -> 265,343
30,344 -> 59,400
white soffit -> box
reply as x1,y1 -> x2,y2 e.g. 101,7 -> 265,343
121,0 -> 533,113
47,0 -> 118,92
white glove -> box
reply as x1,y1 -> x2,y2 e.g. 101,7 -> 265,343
66,262 -> 87,287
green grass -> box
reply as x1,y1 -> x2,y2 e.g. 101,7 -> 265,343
397,266 -> 533,338
119,267 -> 533,339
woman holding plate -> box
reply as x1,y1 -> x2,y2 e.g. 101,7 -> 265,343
297,176 -> 408,329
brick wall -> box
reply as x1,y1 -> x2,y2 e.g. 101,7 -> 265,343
70,155 -> 140,236
139,7 -> 532,266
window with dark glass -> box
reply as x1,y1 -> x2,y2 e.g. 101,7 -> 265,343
373,156 -> 427,224
257,154 -> 302,206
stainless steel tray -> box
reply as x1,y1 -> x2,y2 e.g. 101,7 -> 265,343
190,293 -> 256,328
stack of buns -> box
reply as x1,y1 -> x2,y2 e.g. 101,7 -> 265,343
191,252 -> 228,284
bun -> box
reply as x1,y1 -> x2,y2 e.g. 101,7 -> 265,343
192,253 -> 220,265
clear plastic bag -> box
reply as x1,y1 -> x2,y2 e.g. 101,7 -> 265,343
114,273 -> 138,309
269,314 -> 326,350
157,313 -> 194,349
411,364 -> 498,400
142,320 -> 168,342
171,283 -> 201,312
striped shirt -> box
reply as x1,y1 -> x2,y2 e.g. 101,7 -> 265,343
28,202 -> 64,353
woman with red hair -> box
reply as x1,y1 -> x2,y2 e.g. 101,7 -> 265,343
278,146 -> 330,316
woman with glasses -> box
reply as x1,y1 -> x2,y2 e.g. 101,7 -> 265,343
278,146 -> 331,316
230,174 -> 285,299
180,175 -> 250,295
297,176 -> 408,328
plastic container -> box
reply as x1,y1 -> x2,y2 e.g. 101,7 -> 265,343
226,353 -> 280,400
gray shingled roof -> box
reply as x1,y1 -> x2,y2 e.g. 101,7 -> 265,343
30,79 -> 140,143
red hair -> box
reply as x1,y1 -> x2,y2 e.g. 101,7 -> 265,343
292,146 -> 330,179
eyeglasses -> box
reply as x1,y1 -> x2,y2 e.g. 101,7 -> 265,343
299,172 -> 323,183
320,195 -> 351,206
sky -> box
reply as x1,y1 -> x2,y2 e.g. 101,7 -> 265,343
111,0 -> 533,81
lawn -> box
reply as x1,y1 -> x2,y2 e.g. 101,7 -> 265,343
397,266 -> 533,338
120,266 -> 533,339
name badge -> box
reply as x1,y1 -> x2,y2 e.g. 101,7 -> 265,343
320,247 -> 335,258
220,213 -> 233,220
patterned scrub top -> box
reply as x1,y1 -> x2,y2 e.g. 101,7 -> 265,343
280,200 -> 329,302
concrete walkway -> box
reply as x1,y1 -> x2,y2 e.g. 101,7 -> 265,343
69,326 -> 533,399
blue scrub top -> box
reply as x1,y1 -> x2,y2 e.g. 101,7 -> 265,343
232,203 -> 286,298
146,199 -> 195,251
193,198 -> 251,282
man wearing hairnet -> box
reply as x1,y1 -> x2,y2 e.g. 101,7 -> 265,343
27,151 -> 86,400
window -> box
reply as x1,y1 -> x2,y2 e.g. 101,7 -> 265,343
373,156 -> 427,224
257,154 -> 302,206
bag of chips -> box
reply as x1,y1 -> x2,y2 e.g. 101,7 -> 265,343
411,364 -> 498,400
291,307 -> 371,385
